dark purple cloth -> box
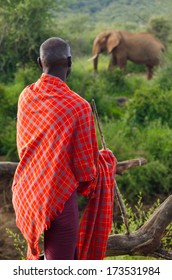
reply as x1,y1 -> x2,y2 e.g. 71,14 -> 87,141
44,190 -> 79,260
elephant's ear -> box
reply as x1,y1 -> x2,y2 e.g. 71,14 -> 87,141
107,32 -> 121,53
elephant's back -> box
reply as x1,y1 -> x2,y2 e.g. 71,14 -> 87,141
124,32 -> 164,65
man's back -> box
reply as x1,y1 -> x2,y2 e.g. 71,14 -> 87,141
12,73 -> 98,259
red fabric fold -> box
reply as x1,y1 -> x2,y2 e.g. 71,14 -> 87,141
77,149 -> 116,259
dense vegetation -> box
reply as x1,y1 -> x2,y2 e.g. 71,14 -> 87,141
0,0 -> 172,203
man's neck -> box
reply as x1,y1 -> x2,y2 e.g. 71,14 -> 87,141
43,67 -> 66,81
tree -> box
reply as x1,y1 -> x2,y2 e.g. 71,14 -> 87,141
0,0 -> 56,82
147,16 -> 171,45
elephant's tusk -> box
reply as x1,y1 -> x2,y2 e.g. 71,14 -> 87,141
88,54 -> 98,61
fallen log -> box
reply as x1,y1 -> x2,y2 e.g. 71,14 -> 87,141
106,195 -> 172,259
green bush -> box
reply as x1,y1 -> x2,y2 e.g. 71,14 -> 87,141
0,66 -> 39,159
101,119 -> 172,200
68,62 -> 132,119
155,50 -> 172,90
126,61 -> 146,75
125,84 -> 172,127
118,160 -> 169,201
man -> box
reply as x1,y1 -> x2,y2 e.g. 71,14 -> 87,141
12,37 -> 116,260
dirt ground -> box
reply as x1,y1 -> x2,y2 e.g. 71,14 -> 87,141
0,207 -> 22,260
0,172 -> 24,260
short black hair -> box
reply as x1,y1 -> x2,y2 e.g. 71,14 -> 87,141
40,37 -> 70,67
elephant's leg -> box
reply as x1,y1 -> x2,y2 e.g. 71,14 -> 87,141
146,66 -> 154,80
108,53 -> 117,70
116,54 -> 127,72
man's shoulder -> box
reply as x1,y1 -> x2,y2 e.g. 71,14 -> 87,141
18,82 -> 35,100
70,89 -> 89,104
67,88 -> 91,112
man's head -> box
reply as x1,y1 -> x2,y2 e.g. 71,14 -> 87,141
38,37 -> 72,80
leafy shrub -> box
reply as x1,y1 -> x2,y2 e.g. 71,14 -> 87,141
125,84 -> 172,127
126,61 -> 146,75
0,119 -> 18,161
6,228 -> 27,260
101,119 -> 172,199
155,50 -> 172,90
0,66 -> 39,159
68,61 -> 132,119
118,160 -> 169,201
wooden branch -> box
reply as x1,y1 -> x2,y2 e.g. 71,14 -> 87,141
150,247 -> 172,260
0,159 -> 147,203
115,181 -> 130,234
0,158 -> 147,177
116,157 -> 147,175
91,99 -> 106,149
0,162 -> 18,176
106,195 -> 172,259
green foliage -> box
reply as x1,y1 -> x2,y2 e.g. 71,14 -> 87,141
0,65 -> 39,160
155,50 -> 172,90
101,119 -> 172,199
54,14 -> 94,57
113,193 -> 160,234
118,160 -> 169,199
125,84 -> 172,128
6,228 -> 27,260
126,61 -> 146,74
55,0 -> 172,28
0,0 -> 56,82
68,58 -> 133,119
5,228 -> 44,260
147,16 -> 171,44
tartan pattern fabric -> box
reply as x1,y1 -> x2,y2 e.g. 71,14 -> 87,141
77,149 -> 116,259
12,74 -> 99,260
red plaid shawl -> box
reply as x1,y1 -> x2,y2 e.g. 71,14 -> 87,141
12,73 -> 116,260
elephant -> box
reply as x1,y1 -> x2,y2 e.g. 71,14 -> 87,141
91,30 -> 165,79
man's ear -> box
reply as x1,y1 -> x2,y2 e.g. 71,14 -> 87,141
37,57 -> 42,69
67,56 -> 72,68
